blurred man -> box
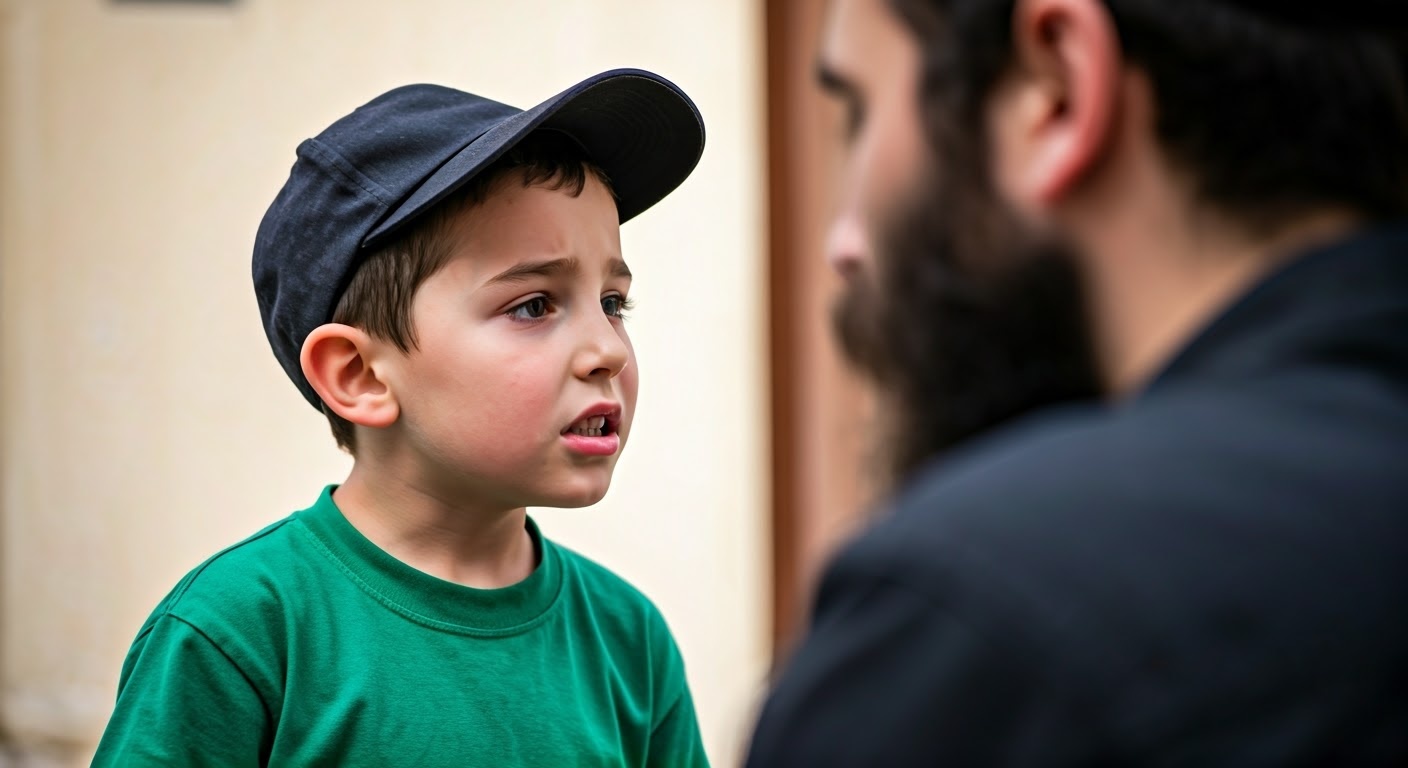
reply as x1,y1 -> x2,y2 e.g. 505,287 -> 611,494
747,0 -> 1408,764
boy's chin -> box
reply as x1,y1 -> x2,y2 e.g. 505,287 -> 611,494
534,479 -> 613,509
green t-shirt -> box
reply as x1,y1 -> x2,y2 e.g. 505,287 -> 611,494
93,487 -> 708,767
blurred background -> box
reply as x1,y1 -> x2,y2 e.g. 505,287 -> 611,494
0,0 -> 870,764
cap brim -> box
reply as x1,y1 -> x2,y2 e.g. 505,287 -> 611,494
362,68 -> 705,249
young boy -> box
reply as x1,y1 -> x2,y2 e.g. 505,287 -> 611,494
92,69 -> 708,766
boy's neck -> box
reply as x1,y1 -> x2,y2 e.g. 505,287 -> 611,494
333,463 -> 538,590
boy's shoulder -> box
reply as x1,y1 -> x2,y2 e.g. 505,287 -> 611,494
549,536 -> 655,606
141,512 -> 308,635
543,531 -> 692,700
542,532 -> 679,641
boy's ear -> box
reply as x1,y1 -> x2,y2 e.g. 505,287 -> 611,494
300,324 -> 400,430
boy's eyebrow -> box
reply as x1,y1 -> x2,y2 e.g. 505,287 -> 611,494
486,256 -> 633,286
608,258 -> 633,280
486,257 -> 582,286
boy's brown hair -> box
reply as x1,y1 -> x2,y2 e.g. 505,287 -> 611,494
323,131 -> 614,453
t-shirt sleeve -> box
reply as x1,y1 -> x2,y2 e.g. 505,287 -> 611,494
648,683 -> 708,768
745,556 -> 1081,766
92,613 -> 272,767
644,606 -> 710,768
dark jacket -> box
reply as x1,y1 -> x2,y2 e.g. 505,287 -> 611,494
747,225 -> 1408,766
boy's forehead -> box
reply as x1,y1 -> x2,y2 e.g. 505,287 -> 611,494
440,177 -> 627,281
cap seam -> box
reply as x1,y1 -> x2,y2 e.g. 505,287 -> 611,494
299,138 -> 393,208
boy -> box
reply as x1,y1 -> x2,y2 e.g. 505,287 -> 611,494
93,69 -> 708,766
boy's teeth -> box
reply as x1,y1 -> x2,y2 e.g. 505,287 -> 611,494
568,417 -> 608,434
569,416 -> 608,437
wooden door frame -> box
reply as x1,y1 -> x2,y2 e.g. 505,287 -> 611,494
764,0 -> 870,661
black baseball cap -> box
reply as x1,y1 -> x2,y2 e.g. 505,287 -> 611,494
253,68 -> 705,409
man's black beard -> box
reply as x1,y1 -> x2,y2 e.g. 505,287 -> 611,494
833,157 -> 1102,482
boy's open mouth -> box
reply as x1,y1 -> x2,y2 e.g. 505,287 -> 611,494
562,406 -> 621,439
565,415 -> 612,438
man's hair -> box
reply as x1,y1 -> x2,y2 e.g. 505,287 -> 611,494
890,0 -> 1408,231
322,131 -> 614,453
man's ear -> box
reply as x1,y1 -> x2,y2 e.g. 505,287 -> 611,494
300,324 -> 399,430
991,0 -> 1121,208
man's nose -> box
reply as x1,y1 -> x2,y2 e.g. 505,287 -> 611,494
825,213 -> 870,280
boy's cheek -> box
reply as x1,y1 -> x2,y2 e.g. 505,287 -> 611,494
622,350 -> 639,393
619,361 -> 640,418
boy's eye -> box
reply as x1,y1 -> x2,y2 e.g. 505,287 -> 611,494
602,294 -> 634,318
509,296 -> 552,321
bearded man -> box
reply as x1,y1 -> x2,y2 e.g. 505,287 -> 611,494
748,0 -> 1408,763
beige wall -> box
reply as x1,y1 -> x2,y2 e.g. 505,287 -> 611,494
0,0 -> 769,764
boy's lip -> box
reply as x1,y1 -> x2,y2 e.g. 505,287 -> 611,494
560,431 -> 621,456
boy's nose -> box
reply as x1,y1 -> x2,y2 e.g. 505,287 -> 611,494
573,312 -> 630,380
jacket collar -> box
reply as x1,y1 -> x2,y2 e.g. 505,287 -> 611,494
1145,221 -> 1408,394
